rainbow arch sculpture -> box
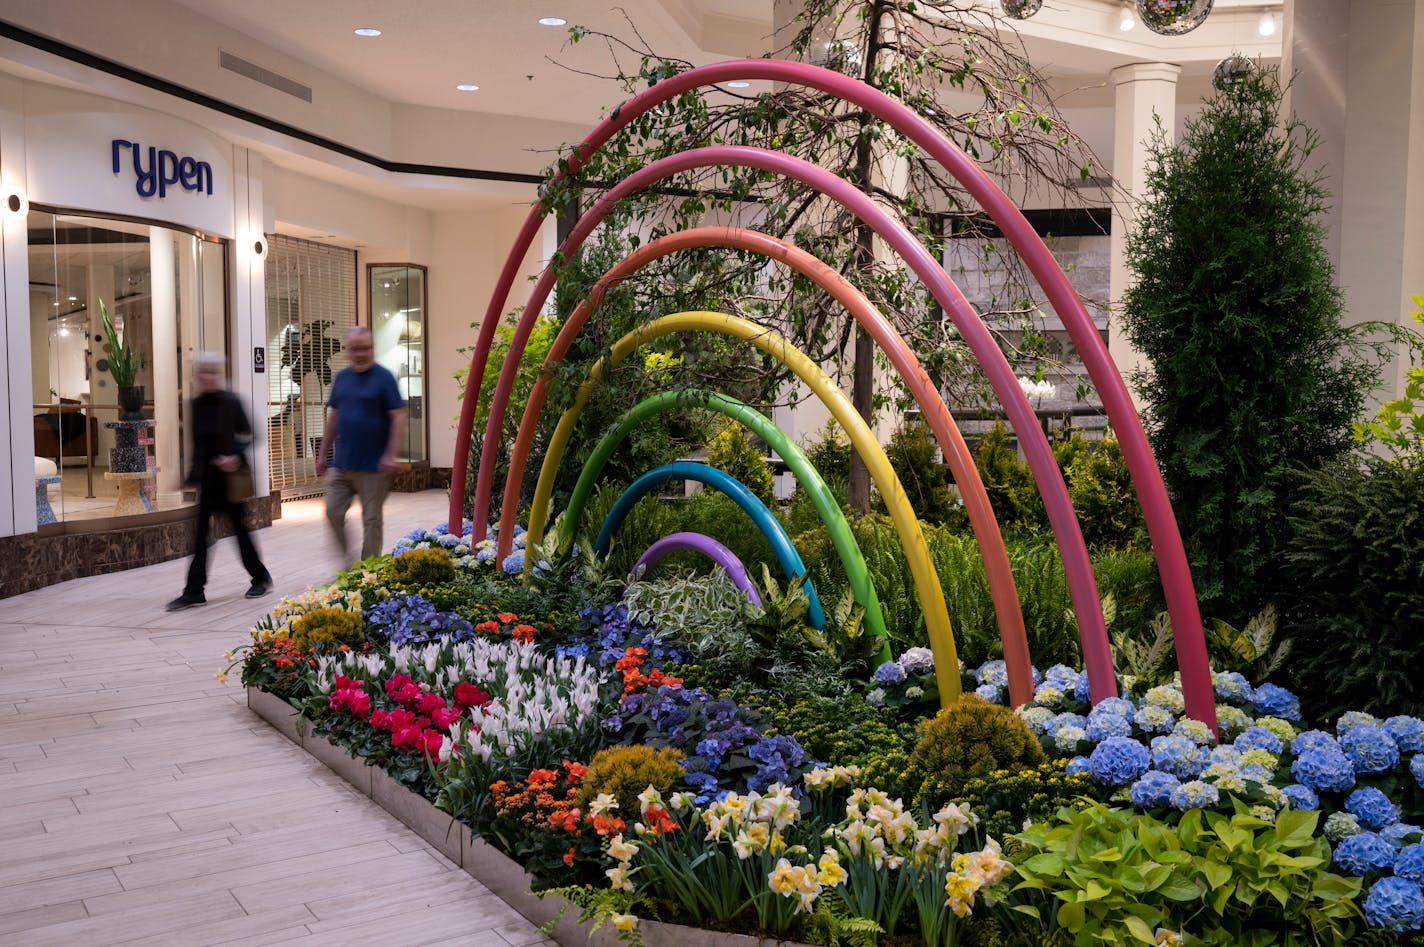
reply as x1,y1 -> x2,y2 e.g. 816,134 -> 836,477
453,59 -> 1217,731
631,532 -> 763,607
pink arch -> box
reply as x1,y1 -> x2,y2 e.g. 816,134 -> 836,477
496,226 -> 1035,707
452,60 -> 1214,732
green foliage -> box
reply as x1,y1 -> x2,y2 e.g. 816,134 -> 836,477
1280,456 -> 1424,719
1205,604 -> 1291,683
1354,294 -> 1424,461
1111,611 -> 1177,694
1120,62 -> 1382,625
1064,434 -> 1145,549
1013,802 -> 1364,947
99,298 -> 142,387
908,695 -> 1046,807
378,547 -> 457,589
624,568 -> 755,653
955,760 -> 1094,843
707,421 -> 776,506
763,695 -> 915,797
574,744 -> 686,817
879,422 -> 966,528
973,423 -> 1046,534
805,421 -> 853,500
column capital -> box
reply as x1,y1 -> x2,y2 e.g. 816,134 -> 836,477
1111,62 -> 1183,86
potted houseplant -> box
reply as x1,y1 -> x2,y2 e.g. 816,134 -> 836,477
99,299 -> 145,419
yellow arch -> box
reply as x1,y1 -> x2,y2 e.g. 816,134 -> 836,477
529,310 -> 962,704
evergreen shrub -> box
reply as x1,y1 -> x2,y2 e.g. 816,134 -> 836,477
908,694 -> 1046,806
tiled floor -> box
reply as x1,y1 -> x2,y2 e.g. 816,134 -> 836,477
0,491 -> 552,946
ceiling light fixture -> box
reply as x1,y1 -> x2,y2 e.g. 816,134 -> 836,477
726,80 -> 750,89
1257,11 -> 1276,36
353,27 -> 382,37
455,83 -> 480,92
1119,4 -> 1136,31
538,17 -> 567,27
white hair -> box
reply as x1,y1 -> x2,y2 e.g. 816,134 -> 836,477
193,351 -> 226,370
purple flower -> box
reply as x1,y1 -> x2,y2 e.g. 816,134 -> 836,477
872,661 -> 907,686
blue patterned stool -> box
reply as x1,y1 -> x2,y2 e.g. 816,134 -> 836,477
35,475 -> 62,525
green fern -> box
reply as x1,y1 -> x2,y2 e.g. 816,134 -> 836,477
537,884 -> 647,946
800,895 -> 883,947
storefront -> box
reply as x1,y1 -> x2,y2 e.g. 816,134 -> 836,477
0,78 -> 270,591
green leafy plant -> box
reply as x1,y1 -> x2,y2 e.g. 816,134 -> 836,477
378,547 -> 457,588
1354,293 -> 1424,462
1064,434 -> 1145,549
908,695 -> 1046,807
1119,61 -> 1384,625
1111,609 -> 1177,695
1205,604 -> 1291,683
879,422 -> 965,528
1280,456 -> 1424,719
1012,802 -> 1364,947
955,760 -> 1094,843
574,745 -> 686,818
707,420 -> 776,507
99,298 -> 142,387
973,423 -> 1046,534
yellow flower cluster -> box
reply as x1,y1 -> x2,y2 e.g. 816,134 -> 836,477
803,764 -> 862,791
253,584 -> 363,643
837,787 -> 922,869
605,832 -> 638,892
767,850 -> 846,913
702,784 -> 800,853
943,839 -> 1012,918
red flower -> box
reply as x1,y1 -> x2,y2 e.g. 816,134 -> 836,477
384,673 -> 415,698
390,724 -> 422,748
334,674 -> 363,691
511,624 -> 536,643
563,846 -> 576,865
497,611 -> 518,624
386,708 -> 416,731
475,620 -> 499,633
390,682 -> 422,707
368,709 -> 390,729
417,692 -> 448,716
453,682 -> 491,710
420,729 -> 443,757
431,706 -> 461,730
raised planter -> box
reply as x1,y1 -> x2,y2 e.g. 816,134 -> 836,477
245,686 -> 306,744
248,691 -> 812,947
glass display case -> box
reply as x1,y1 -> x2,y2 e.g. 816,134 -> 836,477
368,264 -> 427,463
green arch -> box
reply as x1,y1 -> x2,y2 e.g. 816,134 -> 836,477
559,389 -> 889,654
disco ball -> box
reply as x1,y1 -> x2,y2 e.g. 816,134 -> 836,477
1001,0 -> 1044,18
1136,0 -> 1213,36
1212,55 -> 1253,92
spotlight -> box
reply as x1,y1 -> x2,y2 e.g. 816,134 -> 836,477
1258,12 -> 1276,36
3,189 -> 27,215
353,28 -> 382,37
1119,5 -> 1136,31
538,17 -> 567,26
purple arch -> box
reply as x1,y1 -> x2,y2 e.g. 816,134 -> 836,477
631,532 -> 763,607
452,59 -> 1214,733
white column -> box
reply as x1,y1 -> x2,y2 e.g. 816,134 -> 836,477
1108,62 -> 1180,405
0,74 -> 30,535
150,226 -> 181,492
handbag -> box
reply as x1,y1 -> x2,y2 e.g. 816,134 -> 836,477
225,462 -> 255,504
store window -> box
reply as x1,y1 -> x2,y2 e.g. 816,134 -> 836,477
265,234 -> 357,494
28,208 -> 227,525
368,264 -> 427,463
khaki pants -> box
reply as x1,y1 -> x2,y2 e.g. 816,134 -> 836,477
325,468 -> 392,562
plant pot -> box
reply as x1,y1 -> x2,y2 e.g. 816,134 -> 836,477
116,385 -> 145,420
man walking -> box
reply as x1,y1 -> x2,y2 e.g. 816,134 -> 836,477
317,326 -> 405,563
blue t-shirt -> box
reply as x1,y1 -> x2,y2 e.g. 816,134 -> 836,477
327,364 -> 404,471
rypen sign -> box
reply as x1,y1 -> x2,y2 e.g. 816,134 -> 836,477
112,139 -> 214,199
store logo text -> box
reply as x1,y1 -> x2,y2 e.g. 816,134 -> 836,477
111,139 -> 214,198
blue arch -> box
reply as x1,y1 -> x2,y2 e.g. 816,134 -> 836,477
596,462 -> 825,629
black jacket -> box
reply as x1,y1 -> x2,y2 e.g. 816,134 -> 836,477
186,390 -> 252,485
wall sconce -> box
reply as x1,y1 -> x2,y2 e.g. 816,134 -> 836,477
1119,3 -> 1137,32
3,188 -> 27,216
1257,11 -> 1277,36
252,236 -> 267,259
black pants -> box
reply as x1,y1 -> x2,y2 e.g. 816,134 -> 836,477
184,472 -> 270,595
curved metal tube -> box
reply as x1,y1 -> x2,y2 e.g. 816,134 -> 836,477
455,59 -> 1212,731
529,312 -> 956,699
630,532 -> 762,607
499,228 -> 1033,707
597,462 -> 825,629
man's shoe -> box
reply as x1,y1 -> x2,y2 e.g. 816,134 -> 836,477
245,581 -> 272,599
165,593 -> 207,611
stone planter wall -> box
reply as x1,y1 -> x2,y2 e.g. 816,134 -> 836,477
245,687 -> 810,947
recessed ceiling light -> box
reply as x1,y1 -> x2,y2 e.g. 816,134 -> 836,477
538,16 -> 567,26
353,27 -> 382,37
455,83 -> 480,92
726,81 -> 751,89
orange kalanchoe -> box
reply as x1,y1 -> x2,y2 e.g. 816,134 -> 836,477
497,611 -> 518,623
511,624 -> 537,643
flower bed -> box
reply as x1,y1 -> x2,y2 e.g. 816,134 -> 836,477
232,522 -> 1424,945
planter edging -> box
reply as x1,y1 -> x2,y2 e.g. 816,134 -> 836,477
245,687 -> 813,947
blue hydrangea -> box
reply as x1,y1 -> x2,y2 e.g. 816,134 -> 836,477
1086,713 -> 1133,742
1397,843 -> 1424,885
1291,745 -> 1357,793
1064,756 -> 1092,776
1043,664 -> 1078,690
1281,784 -> 1319,811
975,684 -> 1004,704
1414,754 -> 1424,788
1384,716 -> 1424,754
1363,877 -> 1424,933
1091,697 -> 1135,718
1133,704 -> 1175,734
1291,730 -> 1339,756
865,688 -> 886,708
1252,683 -> 1301,721
1334,832 -> 1398,876
1130,770 -> 1180,808
1169,779 -> 1220,811
1235,726 -> 1284,755
1017,706 -> 1054,735
1338,711 -> 1382,733
976,660 -> 1008,687
1208,744 -> 1242,767
1386,825 -> 1424,849
1055,726 -> 1088,754
1341,725 -> 1401,776
1049,713 -> 1088,735
1347,787 -> 1403,831
475,546 -> 496,563
501,551 -> 524,574
1213,671 -> 1254,703
898,647 -> 935,674
1088,737 -> 1151,787
746,735 -> 808,793
872,661 -> 907,686
1151,734 -> 1206,779
1073,669 -> 1092,704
